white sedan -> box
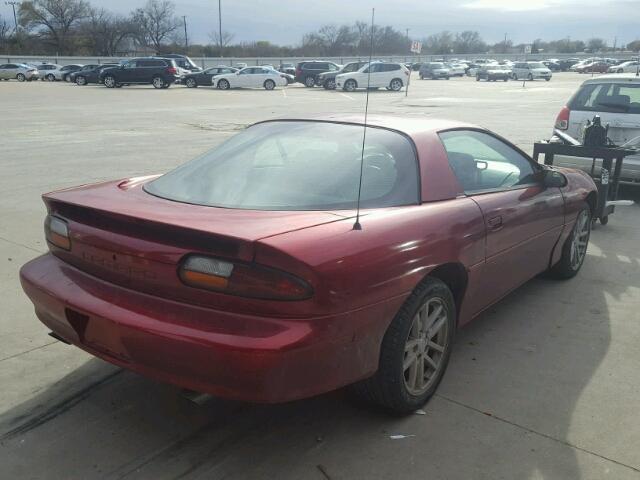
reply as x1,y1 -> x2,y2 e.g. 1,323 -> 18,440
446,63 -> 467,77
214,67 -> 288,90
608,61 -> 640,74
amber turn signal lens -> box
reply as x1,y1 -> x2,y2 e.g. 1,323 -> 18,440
45,215 -> 71,250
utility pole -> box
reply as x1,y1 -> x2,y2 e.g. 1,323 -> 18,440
503,33 -> 507,53
406,28 -> 409,43
182,15 -> 188,50
218,0 -> 223,58
5,1 -> 19,35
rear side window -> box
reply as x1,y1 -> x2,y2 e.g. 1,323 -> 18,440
570,83 -> 640,114
145,121 -> 419,210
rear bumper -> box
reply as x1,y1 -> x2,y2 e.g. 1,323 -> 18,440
20,254 -> 400,403
552,154 -> 640,185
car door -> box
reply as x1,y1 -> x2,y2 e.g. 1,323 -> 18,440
253,67 -> 270,87
119,60 -> 138,82
0,65 -> 7,79
202,68 -> 218,85
439,129 -> 565,314
235,68 -> 254,87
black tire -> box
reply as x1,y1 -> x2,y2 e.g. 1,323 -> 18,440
103,75 -> 116,88
599,215 -> 609,225
419,74 -> 424,80
349,277 -> 456,414
16,73 -> 26,82
549,203 -> 591,279
304,76 -> 315,87
76,76 -> 87,86
152,76 -> 164,89
389,78 -> 403,91
161,82 -> 170,89
217,78 -> 230,90
545,77 -> 551,82
343,79 -> 357,92
185,77 -> 197,88
527,73 -> 533,81
476,75 -> 480,81
503,77 -> 508,82
264,79 -> 275,90
324,79 -> 336,90
46,74 -> 55,82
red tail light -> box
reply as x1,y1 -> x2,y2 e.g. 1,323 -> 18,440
555,106 -> 570,130
179,255 -> 313,301
166,67 -> 177,75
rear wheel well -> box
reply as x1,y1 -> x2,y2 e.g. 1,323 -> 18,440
425,263 -> 468,320
585,191 -> 597,215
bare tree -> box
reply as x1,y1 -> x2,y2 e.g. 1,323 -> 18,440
0,15 -> 9,46
131,0 -> 180,51
19,0 -> 90,54
81,8 -> 133,56
587,37 -> 607,52
208,30 -> 234,48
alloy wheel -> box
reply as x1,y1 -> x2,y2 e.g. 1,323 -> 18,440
570,209 -> 590,270
186,78 -> 197,88
17,73 -> 25,82
390,79 -> 402,91
403,297 -> 449,396
76,76 -> 86,86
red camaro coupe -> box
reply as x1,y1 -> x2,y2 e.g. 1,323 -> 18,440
20,116 -> 597,413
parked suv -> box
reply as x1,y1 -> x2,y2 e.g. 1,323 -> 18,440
317,61 -> 368,90
419,62 -> 450,80
336,62 -> 410,92
511,62 -> 552,81
294,61 -> 341,87
552,74 -> 640,184
99,58 -> 181,89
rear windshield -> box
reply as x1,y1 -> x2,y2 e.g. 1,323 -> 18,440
569,82 -> 640,114
528,62 -> 545,68
145,121 -> 419,210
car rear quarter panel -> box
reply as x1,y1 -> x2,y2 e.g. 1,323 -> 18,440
256,199 -> 486,321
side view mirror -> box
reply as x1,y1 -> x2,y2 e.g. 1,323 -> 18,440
543,169 -> 567,188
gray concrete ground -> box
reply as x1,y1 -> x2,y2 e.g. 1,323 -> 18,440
1,73 -> 639,479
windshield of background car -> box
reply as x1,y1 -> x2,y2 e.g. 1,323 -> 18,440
569,82 -> 640,114
145,121 -> 420,210
528,62 -> 545,69
431,63 -> 445,68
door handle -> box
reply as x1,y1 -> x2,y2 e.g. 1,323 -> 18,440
487,215 -> 503,230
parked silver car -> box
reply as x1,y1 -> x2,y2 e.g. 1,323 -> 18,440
552,74 -> 640,184
42,64 -> 84,81
0,63 -> 39,81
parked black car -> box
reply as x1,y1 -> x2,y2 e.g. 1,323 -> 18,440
542,60 -> 562,71
70,64 -> 119,85
154,54 -> 202,72
99,58 -> 180,89
183,66 -> 238,87
557,58 -> 580,71
317,61 -> 368,90
294,61 -> 341,87
278,63 -> 296,75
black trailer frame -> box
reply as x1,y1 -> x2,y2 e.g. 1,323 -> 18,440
532,142 -> 636,225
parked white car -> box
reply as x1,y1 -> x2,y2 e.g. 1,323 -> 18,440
42,64 -> 84,81
608,61 -> 640,74
214,67 -> 288,90
446,63 -> 467,77
336,62 -> 410,92
36,63 -> 60,80
511,61 -> 552,81
552,74 -> 640,184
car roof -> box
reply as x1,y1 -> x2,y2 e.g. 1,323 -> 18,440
580,74 -> 640,85
252,115 -> 478,137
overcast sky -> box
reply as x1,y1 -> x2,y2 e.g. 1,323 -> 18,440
2,0 -> 638,46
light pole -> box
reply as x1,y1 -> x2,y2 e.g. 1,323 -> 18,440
182,15 -> 188,51
5,1 -> 20,35
218,0 -> 223,58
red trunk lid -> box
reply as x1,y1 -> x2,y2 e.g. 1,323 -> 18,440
44,177 -> 351,310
